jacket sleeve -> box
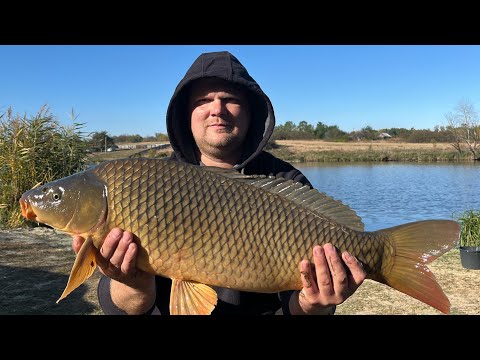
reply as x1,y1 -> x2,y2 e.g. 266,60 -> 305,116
97,275 -> 127,315
273,169 -> 312,187
247,151 -> 313,187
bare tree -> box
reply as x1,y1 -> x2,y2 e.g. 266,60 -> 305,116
445,99 -> 480,160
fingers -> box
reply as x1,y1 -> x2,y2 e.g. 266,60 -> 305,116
72,235 -> 84,254
304,244 -> 364,296
98,228 -> 126,263
296,244 -> 367,314
122,242 -> 138,274
299,259 -> 318,296
342,251 -> 367,286
296,246 -> 336,314
107,229 -> 134,269
323,243 -> 350,296
95,228 -> 136,278
311,245 -> 334,297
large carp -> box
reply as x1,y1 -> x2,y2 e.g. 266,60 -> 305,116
20,158 -> 460,314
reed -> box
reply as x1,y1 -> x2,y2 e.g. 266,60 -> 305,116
0,105 -> 88,228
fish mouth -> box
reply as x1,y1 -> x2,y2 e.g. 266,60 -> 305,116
19,197 -> 37,221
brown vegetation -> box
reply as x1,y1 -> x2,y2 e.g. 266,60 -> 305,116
267,139 -> 467,163
275,139 -> 454,153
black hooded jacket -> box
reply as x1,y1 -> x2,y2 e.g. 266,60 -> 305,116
98,51 -> 314,315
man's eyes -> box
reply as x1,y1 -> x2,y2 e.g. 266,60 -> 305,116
224,97 -> 241,104
195,97 -> 241,105
196,99 -> 210,105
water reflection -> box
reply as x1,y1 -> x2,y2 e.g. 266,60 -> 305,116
296,162 -> 480,231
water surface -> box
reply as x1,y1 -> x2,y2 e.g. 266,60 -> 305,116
296,162 -> 480,231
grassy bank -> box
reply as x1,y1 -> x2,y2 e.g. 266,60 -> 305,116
268,140 -> 474,163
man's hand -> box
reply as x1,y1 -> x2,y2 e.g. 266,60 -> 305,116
290,243 -> 367,315
73,228 -> 154,288
72,228 -> 157,314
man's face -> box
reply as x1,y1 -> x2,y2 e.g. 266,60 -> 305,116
188,78 -> 251,156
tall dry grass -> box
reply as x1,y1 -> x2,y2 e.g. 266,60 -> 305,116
269,140 -> 472,163
0,105 -> 88,228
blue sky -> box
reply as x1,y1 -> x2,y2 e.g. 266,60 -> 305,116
1,45 -> 479,137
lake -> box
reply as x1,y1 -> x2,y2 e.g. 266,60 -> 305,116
295,162 -> 480,231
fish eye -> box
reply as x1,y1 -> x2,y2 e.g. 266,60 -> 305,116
52,192 -> 62,201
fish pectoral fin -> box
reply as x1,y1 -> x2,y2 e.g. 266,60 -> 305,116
169,279 -> 218,315
56,235 -> 97,303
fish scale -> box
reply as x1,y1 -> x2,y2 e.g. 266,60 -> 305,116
20,157 -> 460,314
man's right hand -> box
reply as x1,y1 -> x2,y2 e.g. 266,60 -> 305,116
72,228 -> 157,314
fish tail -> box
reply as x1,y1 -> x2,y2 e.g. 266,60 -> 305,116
376,220 -> 460,314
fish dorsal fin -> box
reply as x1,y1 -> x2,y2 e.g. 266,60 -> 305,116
57,235 -> 97,303
203,166 -> 364,232
169,279 -> 218,315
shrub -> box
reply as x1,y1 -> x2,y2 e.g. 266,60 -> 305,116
458,210 -> 480,248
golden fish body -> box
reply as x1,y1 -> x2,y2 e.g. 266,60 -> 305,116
97,159 -> 378,290
20,158 -> 460,314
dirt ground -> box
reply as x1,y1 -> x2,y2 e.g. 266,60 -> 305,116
0,227 -> 102,315
336,248 -> 480,315
1,227 -> 478,315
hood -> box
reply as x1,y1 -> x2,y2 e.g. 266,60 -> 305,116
166,51 -> 275,169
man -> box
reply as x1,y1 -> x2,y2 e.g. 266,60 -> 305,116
72,51 -> 366,315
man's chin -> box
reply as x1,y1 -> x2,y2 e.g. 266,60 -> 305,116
204,138 -> 246,153
205,135 -> 237,147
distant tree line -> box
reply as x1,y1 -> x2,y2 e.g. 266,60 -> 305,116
112,133 -> 169,143
86,132 -> 169,151
271,121 -> 455,143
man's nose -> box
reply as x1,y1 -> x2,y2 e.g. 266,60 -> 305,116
210,99 -> 226,117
